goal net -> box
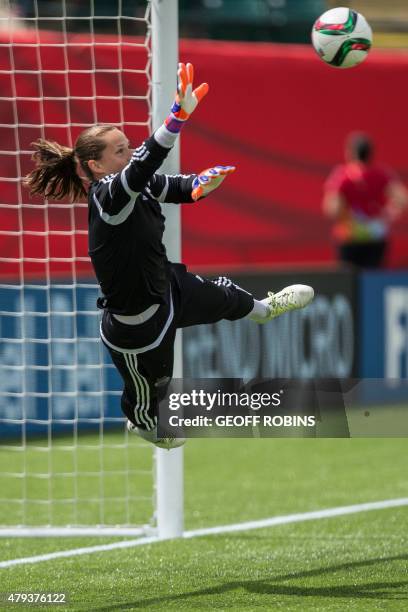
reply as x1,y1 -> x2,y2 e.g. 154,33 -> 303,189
0,0 -> 181,538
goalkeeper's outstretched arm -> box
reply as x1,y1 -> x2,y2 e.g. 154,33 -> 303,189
109,62 -> 209,199
145,165 -> 236,204
23,61 -> 208,204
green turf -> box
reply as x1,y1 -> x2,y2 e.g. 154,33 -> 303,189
0,437 -> 407,610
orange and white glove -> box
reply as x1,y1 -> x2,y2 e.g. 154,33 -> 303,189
191,165 -> 236,201
164,63 -> 209,134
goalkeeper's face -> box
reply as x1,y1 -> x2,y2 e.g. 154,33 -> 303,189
89,129 -> 133,178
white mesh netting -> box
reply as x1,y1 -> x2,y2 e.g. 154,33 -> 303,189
0,0 -> 156,534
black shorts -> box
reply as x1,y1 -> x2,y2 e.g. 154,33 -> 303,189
100,263 -> 254,429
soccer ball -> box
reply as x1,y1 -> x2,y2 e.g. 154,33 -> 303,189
311,7 -> 372,69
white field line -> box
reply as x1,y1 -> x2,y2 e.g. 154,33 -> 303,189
1,497 -> 407,569
0,536 -> 159,569
184,497 -> 408,537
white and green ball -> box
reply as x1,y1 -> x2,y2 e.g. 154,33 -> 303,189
311,7 -> 372,69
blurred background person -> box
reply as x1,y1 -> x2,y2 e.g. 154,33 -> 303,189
323,132 -> 408,268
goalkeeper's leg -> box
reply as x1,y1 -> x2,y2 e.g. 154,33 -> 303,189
171,265 -> 313,327
107,344 -> 185,450
101,305 -> 185,450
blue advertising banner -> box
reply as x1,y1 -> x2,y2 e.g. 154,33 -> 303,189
359,271 -> 408,404
0,282 -> 122,437
359,271 -> 408,378
3,268 -> 406,438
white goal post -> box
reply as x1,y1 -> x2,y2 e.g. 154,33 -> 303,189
151,0 -> 184,540
0,0 -> 183,539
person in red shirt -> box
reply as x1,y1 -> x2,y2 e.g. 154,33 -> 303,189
323,132 -> 407,268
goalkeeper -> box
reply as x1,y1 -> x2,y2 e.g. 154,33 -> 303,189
24,62 -> 314,450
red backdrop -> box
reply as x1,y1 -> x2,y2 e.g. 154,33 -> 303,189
180,39 -> 408,270
1,31 -> 408,279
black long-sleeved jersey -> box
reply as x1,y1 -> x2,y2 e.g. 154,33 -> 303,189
88,135 -> 196,315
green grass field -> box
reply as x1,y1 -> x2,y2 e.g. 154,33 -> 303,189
0,435 -> 407,610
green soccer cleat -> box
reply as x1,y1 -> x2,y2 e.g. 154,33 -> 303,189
127,420 -> 185,450
259,284 -> 314,322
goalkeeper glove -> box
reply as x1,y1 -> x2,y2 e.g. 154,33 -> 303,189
191,165 -> 236,201
165,63 -> 209,134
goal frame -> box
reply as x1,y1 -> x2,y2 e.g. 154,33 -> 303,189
0,0 -> 183,540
